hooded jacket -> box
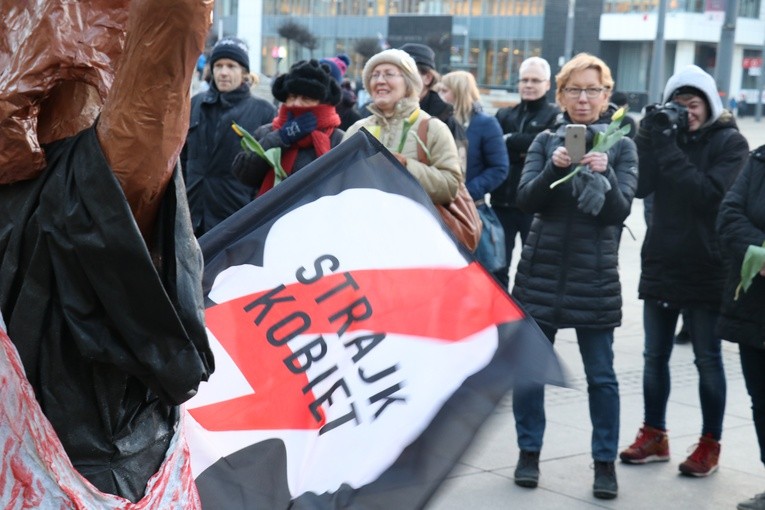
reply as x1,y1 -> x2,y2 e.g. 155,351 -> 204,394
636,65 -> 749,308
717,145 -> 765,348
511,109 -> 638,329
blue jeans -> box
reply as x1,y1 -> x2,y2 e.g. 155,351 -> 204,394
513,324 -> 620,461
740,344 -> 765,465
642,301 -> 726,439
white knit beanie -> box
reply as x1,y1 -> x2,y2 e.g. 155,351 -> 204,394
363,49 -> 423,99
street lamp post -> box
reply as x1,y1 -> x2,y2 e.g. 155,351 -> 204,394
272,46 -> 287,75
756,35 -> 765,122
648,0 -> 668,105
563,0 -> 575,64
715,0 -> 739,102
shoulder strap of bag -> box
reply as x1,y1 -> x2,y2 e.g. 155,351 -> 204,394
416,116 -> 431,164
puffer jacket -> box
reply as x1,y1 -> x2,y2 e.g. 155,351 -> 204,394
511,111 -> 638,329
717,145 -> 765,348
343,97 -> 462,205
182,83 -> 276,236
635,111 -> 749,307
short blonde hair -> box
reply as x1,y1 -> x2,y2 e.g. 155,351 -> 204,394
555,53 -> 614,112
441,71 -> 480,125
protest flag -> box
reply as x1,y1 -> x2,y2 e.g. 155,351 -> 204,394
187,130 -> 565,509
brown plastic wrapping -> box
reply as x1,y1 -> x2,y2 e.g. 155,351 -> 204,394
99,0 -> 214,236
0,0 -> 213,237
0,1 -> 129,183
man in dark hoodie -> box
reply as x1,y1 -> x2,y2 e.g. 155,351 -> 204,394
492,57 -> 559,288
620,65 -> 749,478
181,38 -> 276,237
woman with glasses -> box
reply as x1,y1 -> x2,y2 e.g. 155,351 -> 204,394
509,53 -> 638,500
342,49 -> 462,205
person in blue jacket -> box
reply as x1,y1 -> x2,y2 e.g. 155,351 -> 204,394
439,71 -> 508,200
440,71 -> 509,268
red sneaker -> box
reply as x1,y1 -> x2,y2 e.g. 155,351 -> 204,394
679,434 -> 720,477
619,424 -> 670,464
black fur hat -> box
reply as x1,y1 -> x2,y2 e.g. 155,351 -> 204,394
272,59 -> 341,106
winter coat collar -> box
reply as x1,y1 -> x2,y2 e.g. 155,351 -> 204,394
202,83 -> 252,108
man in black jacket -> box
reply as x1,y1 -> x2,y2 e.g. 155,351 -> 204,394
492,57 -> 559,288
182,38 -> 277,236
620,64 -> 749,478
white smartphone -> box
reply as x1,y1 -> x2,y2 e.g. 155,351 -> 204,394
565,124 -> 586,165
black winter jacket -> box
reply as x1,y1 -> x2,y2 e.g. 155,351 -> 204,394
182,84 -> 276,236
635,112 -> 749,307
511,112 -> 638,329
232,122 -> 345,191
717,145 -> 765,348
492,96 -> 559,207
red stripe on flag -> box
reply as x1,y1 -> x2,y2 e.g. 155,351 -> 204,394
190,263 -> 523,432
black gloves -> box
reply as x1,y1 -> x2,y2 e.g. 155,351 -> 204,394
641,105 -> 677,147
571,167 -> 612,216
232,151 -> 269,188
278,111 -> 318,145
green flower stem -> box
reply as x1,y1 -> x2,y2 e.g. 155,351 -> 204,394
232,122 -> 288,184
735,241 -> 765,300
549,116 -> 631,190
550,164 -> 584,189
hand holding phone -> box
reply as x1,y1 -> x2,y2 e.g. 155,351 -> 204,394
565,124 -> 586,165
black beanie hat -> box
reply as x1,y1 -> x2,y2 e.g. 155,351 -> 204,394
400,43 -> 436,70
210,38 -> 250,72
272,59 -> 342,106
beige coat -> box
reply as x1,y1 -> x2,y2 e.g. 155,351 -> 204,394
343,97 -> 462,204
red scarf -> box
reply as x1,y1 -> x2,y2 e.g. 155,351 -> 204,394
258,104 -> 340,196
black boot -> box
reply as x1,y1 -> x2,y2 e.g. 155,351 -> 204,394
593,461 -> 618,499
514,450 -> 540,488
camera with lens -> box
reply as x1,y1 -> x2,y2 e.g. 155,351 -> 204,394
646,101 -> 689,132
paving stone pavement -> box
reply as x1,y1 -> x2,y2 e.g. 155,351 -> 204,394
426,117 -> 765,509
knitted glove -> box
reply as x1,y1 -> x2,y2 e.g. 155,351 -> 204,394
278,111 -> 317,145
571,167 -> 612,216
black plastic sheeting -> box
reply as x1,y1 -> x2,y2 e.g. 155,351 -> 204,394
0,128 -> 213,502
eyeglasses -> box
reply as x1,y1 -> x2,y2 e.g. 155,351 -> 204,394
563,87 -> 605,98
520,78 -> 545,85
371,71 -> 403,82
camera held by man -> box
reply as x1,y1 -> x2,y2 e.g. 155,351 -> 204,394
622,64 -> 750,480
644,101 -> 688,134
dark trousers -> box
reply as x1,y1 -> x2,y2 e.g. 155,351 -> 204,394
492,205 -> 532,289
740,344 -> 765,465
642,302 -> 726,439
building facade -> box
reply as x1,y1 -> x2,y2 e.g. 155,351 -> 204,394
224,0 -> 763,103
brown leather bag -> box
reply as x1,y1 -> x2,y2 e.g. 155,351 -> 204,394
416,116 -> 481,252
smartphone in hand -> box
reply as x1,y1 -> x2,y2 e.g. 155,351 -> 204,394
565,124 -> 586,165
